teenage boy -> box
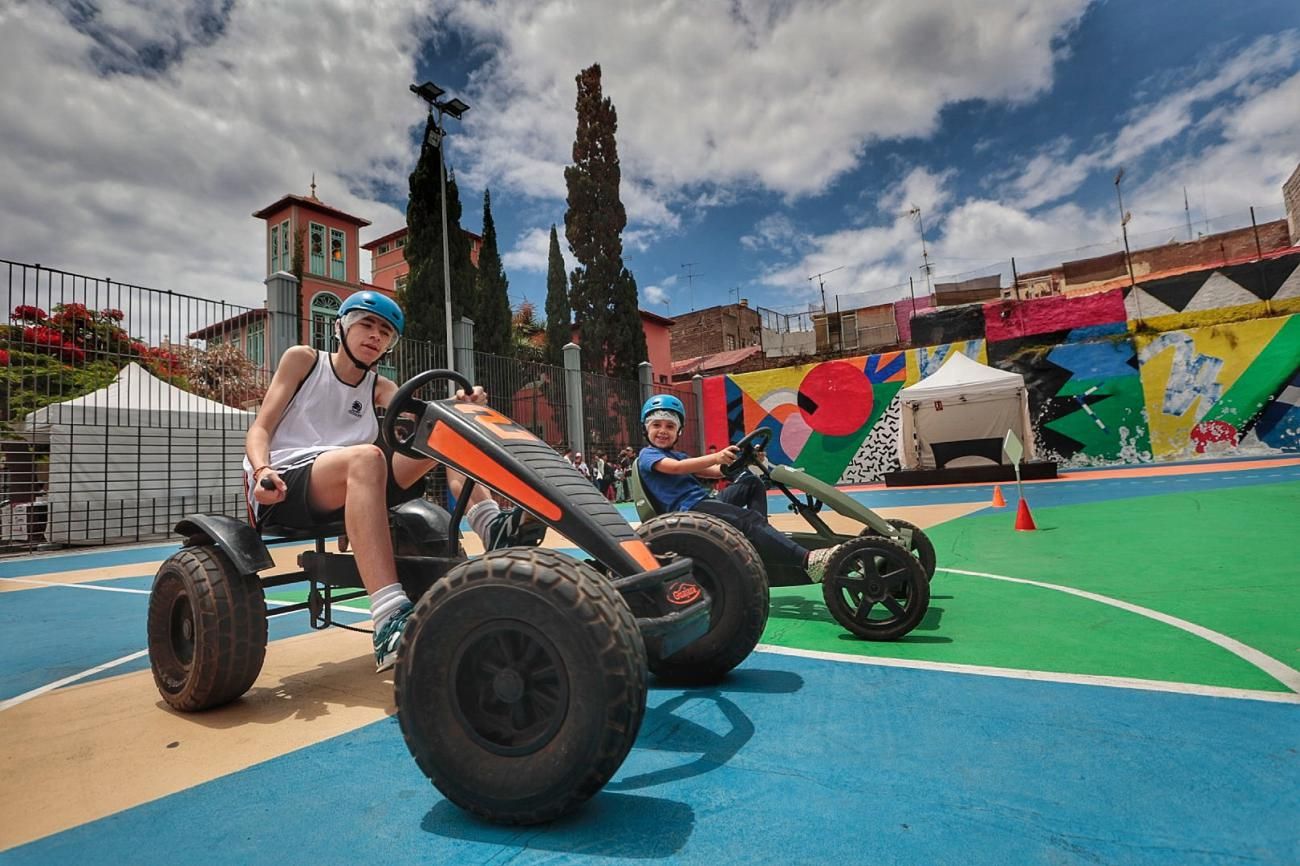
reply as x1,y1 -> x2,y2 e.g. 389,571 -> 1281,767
245,291 -> 523,672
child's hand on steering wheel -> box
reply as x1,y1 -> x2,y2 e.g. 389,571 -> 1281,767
714,445 -> 740,466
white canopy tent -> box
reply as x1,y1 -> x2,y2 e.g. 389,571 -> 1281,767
15,363 -> 253,545
897,352 -> 1036,471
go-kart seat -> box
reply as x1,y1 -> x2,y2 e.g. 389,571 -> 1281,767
259,519 -> 348,542
628,459 -> 663,523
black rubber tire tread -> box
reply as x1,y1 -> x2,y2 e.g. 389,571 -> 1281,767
860,518 -> 937,578
147,545 -> 268,712
489,439 -> 639,543
635,511 -> 769,683
395,547 -> 647,825
821,536 -> 929,641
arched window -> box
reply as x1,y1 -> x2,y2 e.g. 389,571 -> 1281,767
309,292 -> 341,351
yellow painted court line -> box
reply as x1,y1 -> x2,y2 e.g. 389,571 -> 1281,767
0,627 -> 394,852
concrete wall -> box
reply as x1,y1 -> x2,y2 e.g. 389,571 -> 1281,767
701,258 -> 1300,483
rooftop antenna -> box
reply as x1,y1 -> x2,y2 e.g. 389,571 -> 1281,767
1184,186 -> 1194,242
681,262 -> 705,311
907,205 -> 934,294
807,266 -> 845,312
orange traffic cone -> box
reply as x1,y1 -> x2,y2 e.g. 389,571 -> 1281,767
990,484 -> 1006,508
1014,497 -> 1037,531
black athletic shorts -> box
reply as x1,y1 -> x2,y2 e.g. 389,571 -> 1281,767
255,450 -> 425,531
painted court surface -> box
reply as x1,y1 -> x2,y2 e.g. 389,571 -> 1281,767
1,458 -> 1297,865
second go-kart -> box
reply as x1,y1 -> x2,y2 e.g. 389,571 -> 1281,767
146,369 -> 769,826
631,426 -> 931,641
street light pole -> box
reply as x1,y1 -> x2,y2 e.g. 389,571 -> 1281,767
1114,167 -> 1141,320
410,81 -> 470,378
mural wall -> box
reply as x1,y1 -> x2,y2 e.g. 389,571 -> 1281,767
702,314 -> 1300,484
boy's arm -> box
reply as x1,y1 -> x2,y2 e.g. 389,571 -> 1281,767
653,445 -> 738,477
246,345 -> 316,500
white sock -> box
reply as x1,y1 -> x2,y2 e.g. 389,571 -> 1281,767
466,499 -> 501,544
371,583 -> 411,632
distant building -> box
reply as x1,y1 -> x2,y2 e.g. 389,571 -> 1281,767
362,226 -> 483,296
811,302 -> 899,354
668,301 -> 761,361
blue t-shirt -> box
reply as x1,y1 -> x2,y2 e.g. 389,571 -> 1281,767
638,446 -> 709,512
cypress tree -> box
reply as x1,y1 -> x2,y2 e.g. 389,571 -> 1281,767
474,189 -> 513,358
543,224 -> 570,368
563,63 -> 642,378
402,118 -> 475,369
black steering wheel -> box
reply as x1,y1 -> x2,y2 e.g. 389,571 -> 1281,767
719,426 -> 773,481
382,369 -> 474,459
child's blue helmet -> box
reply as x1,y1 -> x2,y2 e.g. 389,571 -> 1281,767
641,394 -> 685,426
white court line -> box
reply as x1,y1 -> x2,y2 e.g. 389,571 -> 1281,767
0,580 -> 373,713
755,645 -> 1300,704
940,567 -> 1300,694
0,650 -> 152,712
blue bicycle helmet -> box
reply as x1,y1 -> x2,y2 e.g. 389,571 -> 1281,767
338,291 -> 405,336
641,394 -> 685,425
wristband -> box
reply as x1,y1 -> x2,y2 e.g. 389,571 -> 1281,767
252,465 -> 272,481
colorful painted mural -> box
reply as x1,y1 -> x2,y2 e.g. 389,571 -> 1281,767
701,315 -> 1300,484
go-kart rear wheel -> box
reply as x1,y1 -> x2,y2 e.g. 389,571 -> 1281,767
636,512 -> 769,684
395,548 -> 647,825
147,545 -> 267,711
861,518 -> 936,579
821,536 -> 929,641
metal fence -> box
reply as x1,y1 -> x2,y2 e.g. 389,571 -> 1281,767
2,260 -> 266,551
1,259 -> 674,554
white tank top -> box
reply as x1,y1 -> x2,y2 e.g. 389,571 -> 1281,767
244,350 -> 378,516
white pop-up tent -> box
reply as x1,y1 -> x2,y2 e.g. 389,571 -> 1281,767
897,352 -> 1036,471
15,362 -> 253,545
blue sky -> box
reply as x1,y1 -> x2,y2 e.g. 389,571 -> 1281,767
2,1 -> 1298,324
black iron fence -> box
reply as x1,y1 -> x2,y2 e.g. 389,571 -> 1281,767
1,259 -> 675,554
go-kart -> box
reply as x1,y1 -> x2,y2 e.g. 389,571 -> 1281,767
630,426 -> 931,641
146,369 -> 770,826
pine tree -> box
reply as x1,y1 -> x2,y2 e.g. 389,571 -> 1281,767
402,118 -> 475,369
564,63 -> 643,378
473,189 -> 513,358
543,224 -> 570,368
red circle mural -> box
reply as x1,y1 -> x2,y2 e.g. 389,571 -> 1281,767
798,362 -> 872,436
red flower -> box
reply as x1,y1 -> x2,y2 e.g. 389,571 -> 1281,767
54,302 -> 91,321
100,308 -> 125,322
0,349 -> 9,366
11,305 -> 47,322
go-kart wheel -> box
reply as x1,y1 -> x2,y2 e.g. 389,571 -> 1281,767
635,512 -> 769,683
147,545 -> 267,711
395,548 -> 647,825
860,518 -> 936,579
821,536 -> 929,641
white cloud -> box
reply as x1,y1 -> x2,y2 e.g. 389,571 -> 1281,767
0,0 -> 428,314
642,283 -> 670,306
502,225 -> 571,274
1003,30 -> 1300,211
449,0 -> 1091,228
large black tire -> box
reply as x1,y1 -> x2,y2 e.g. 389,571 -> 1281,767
635,512 -> 769,684
147,545 -> 268,712
861,518 -> 936,579
821,536 -> 929,641
395,548 -> 647,825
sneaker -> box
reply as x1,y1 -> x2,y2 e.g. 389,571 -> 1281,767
486,506 -> 526,551
486,507 -> 546,551
805,545 -> 840,583
373,603 -> 413,672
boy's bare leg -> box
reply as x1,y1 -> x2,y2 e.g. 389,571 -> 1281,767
306,444 -> 400,595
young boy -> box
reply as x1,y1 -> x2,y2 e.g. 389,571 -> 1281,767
245,291 -> 524,672
636,394 -> 839,580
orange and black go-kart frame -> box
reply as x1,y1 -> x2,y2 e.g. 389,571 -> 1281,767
383,370 -> 712,660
